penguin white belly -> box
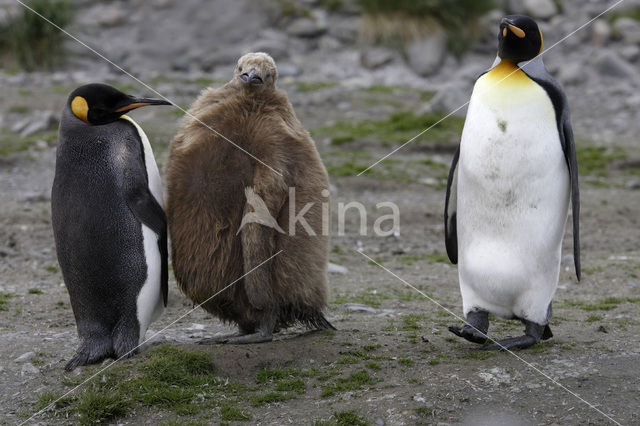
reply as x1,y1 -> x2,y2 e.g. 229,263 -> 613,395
457,69 -> 570,324
121,115 -> 165,343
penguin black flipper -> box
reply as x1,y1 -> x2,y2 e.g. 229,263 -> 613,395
520,56 -> 581,281
123,136 -> 169,307
444,145 -> 460,264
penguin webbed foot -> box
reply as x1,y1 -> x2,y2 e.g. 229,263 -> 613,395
65,336 -> 114,371
485,321 -> 552,351
199,314 -> 276,345
448,310 -> 489,344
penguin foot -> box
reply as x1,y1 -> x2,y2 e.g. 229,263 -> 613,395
485,320 -> 551,351
485,335 -> 538,351
448,309 -> 489,344
65,336 -> 114,371
198,332 -> 245,345
448,325 -> 488,344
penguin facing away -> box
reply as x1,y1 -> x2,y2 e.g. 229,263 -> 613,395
444,15 -> 580,350
165,52 -> 335,344
52,83 -> 171,369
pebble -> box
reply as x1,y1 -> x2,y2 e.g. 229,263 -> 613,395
341,303 -> 376,314
21,363 -> 39,375
406,30 -> 447,77
523,0 -> 557,19
328,262 -> 348,275
14,352 -> 35,363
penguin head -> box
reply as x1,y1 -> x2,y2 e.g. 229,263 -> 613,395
233,52 -> 278,90
67,83 -> 171,125
498,15 -> 543,62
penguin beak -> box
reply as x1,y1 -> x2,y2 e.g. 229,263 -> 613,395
501,18 -> 525,38
240,69 -> 264,85
115,97 -> 172,113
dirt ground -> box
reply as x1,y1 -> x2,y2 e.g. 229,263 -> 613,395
1,78 -> 639,426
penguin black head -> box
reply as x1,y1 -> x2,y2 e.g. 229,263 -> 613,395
67,83 -> 172,125
498,15 -> 543,63
233,52 -> 278,90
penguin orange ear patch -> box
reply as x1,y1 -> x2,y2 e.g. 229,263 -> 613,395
503,28 -> 507,37
508,24 -> 526,38
71,96 -> 90,124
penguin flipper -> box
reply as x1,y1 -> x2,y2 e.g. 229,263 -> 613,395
240,166 -> 287,312
124,171 -> 169,307
563,119 -> 581,281
444,145 -> 460,264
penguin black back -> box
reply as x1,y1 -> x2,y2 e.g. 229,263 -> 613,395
52,84 -> 171,369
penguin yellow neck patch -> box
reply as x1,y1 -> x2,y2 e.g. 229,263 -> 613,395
71,96 -> 90,124
485,60 -> 531,86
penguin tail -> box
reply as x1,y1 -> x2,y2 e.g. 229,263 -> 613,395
65,336 -> 114,371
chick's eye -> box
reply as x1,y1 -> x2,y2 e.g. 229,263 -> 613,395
238,66 -> 243,72
266,74 -> 271,78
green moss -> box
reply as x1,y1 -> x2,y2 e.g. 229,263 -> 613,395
457,350 -> 495,360
326,160 -> 372,176
220,404 -> 251,421
609,6 -> 640,22
256,367 -> 300,384
296,81 -> 338,92
0,293 -> 13,311
576,146 -> 627,177
365,361 -> 382,371
28,288 -> 43,294
401,314 -> 427,331
321,370 -> 378,397
45,264 -> 59,273
334,410 -> 369,426
398,358 -> 414,366
316,111 -> 464,147
397,252 -> 449,265
8,105 -> 30,114
0,129 -> 59,156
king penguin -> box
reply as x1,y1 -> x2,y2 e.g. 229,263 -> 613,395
52,83 -> 171,369
444,15 -> 580,350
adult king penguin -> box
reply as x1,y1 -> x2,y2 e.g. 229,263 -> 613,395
444,15 -> 580,350
52,83 -> 171,369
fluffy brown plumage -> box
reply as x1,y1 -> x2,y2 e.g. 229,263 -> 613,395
165,52 -> 334,343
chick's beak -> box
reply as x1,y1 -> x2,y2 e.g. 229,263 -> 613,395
115,97 -> 172,113
240,68 -> 264,85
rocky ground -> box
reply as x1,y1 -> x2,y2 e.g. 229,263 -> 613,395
1,0 -> 640,425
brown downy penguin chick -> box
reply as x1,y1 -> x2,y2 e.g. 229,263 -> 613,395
165,52 -> 335,344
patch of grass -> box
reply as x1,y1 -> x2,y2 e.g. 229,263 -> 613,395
220,404 -> 251,421
397,252 -> 449,265
560,297 -> 640,312
75,389 -> 130,425
401,314 -> 427,331
250,391 -> 293,406
358,0 -> 495,57
0,0 -> 74,71
45,264 -> 59,273
0,129 -> 58,156
296,81 -> 338,92
8,105 -> 30,114
576,146 -> 627,177
609,5 -> 640,22
365,361 -> 382,371
457,350 -> 495,360
0,293 -> 13,311
334,410 -> 369,426
256,367 -> 300,384
37,391 -> 72,410
321,370 -> 378,397
318,111 -> 464,147
582,266 -> 603,275
275,378 -> 306,393
398,358 -> 414,366
326,160 -> 372,176
28,288 -> 44,294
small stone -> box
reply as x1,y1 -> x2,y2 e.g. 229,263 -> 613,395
52,332 -> 69,339
287,18 -> 326,38
97,7 -> 126,27
19,111 -> 58,138
557,62 -> 583,86
597,325 -> 608,333
341,303 -> 376,314
21,363 -> 40,375
523,0 -> 558,20
619,45 -> 640,63
406,29 -> 447,77
328,262 -> 348,275
360,47 -> 396,70
593,51 -> 639,80
613,17 -> 640,45
14,352 -> 35,363
591,19 -> 611,46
